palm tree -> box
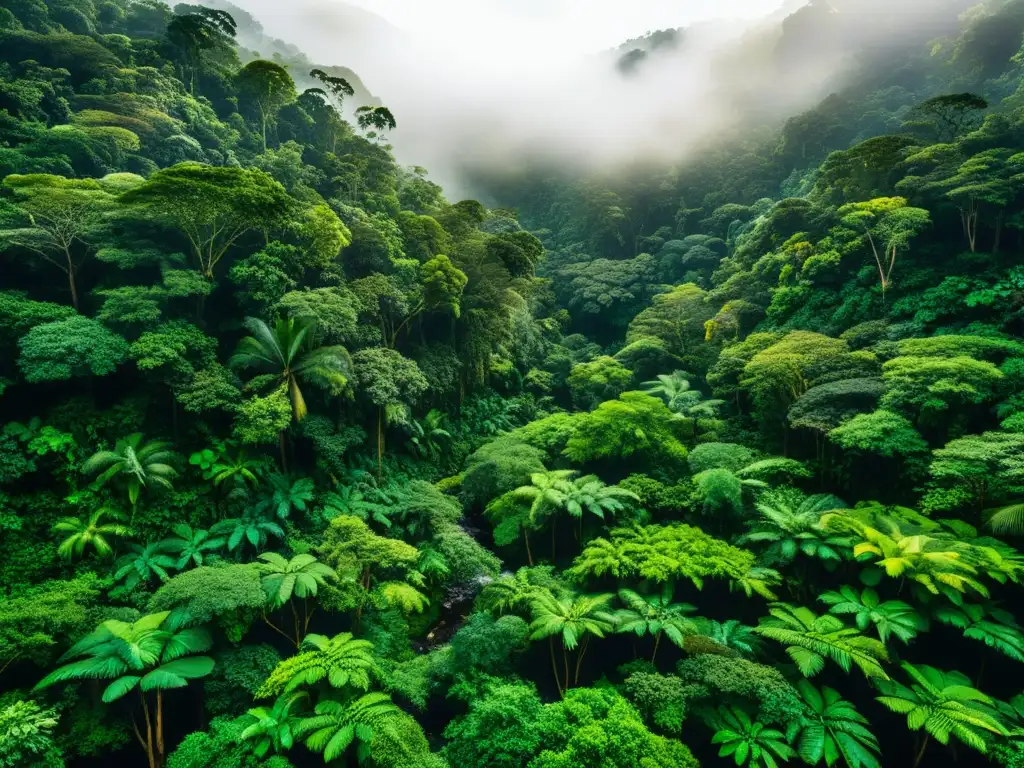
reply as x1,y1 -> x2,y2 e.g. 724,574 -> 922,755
52,507 -> 130,560
406,408 -> 452,460
476,567 -> 557,617
211,509 -> 284,554
707,706 -> 796,768
113,542 -> 178,593
257,632 -> 375,698
875,661 -> 1007,767
615,585 -> 698,661
754,602 -> 890,680
792,680 -> 882,768
81,434 -> 177,517
512,469 -> 575,560
643,371 -> 724,438
295,692 -> 402,763
240,691 -> 308,758
820,586 -> 927,645
257,553 -> 337,647
229,316 -> 352,468
161,524 -> 224,569
564,475 -> 638,542
34,611 -> 215,768
739,493 -> 850,568
528,590 -> 614,696
642,371 -> 698,412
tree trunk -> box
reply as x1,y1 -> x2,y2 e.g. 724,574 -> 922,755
140,691 -> 156,768
574,636 -> 590,685
523,529 -> 534,566
651,631 -> 662,663
562,644 -> 570,693
67,262 -> 79,311
549,637 -> 563,698
377,407 -> 384,478
156,691 -> 164,768
912,734 -> 931,768
278,431 -> 288,473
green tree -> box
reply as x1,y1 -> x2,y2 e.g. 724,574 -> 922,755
236,60 -> 296,150
18,316 -> 128,383
739,493 -> 850,568
52,507 -> 129,560
875,662 -> 1007,767
238,690 -> 307,758
567,356 -> 633,410
230,316 -> 351,467
707,706 -> 796,768
0,699 -> 62,768
351,347 -> 428,475
614,585 -> 698,661
121,163 -> 292,280
257,552 -> 336,648
257,632 -> 374,697
0,174 -> 116,309
113,541 -> 178,592
528,590 -> 614,695
754,602 -> 890,680
81,433 -> 177,514
791,680 -> 882,768
34,611 -> 215,768
819,586 -> 926,645
838,197 -> 930,301
161,524 -> 224,569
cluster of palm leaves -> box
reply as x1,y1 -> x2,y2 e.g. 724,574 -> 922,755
242,632 -> 408,765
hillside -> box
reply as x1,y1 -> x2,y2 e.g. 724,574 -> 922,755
4,2 -> 1024,768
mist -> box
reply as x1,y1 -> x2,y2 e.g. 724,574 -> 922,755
224,0 -> 973,198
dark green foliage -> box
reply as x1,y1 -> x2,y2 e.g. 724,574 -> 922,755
8,5 -> 1024,768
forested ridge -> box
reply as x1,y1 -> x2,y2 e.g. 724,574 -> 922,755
5,1 -> 1024,767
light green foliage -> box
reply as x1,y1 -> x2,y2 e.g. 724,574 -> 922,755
563,391 -> 688,465
530,687 -> 699,768
18,316 -> 128,382
880,354 -> 1004,422
568,523 -> 777,597
148,564 -> 266,637
828,410 -> 929,457
234,385 -> 292,445
875,662 -> 1007,755
441,680 -> 544,768
230,316 -> 351,422
929,431 -> 1024,510
0,574 -> 102,672
257,552 -> 336,609
52,507 -> 129,560
0,699 -> 62,768
739,492 -> 850,567
257,632 -> 374,697
566,356 -> 633,410
81,432 -> 177,508
121,162 -> 292,278
754,602 -> 890,679
614,585 -> 698,660
528,591 -> 614,692
626,283 -> 715,372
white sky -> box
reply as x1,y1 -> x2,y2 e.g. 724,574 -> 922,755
341,0 -> 791,61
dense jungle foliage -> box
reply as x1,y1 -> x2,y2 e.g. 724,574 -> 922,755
7,0 -> 1024,766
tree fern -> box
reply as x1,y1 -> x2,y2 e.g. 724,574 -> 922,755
875,661 -> 1007,763
257,632 -> 375,697
707,706 -> 796,768
754,602 -> 890,680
